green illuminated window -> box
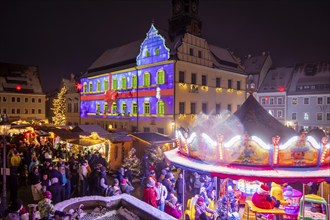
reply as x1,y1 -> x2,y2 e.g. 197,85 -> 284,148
104,103 -> 108,113
145,50 -> 150,57
132,102 -> 137,115
96,103 -> 100,114
97,80 -> 101,92
158,101 -> 165,115
89,82 -> 93,92
144,72 -> 150,86
132,75 -> 137,88
112,102 -> 117,113
155,48 -> 160,55
83,82 -> 87,92
144,102 -> 150,115
157,69 -> 165,84
122,76 -> 127,89
122,102 -> 127,113
112,78 -> 117,90
104,80 -> 109,91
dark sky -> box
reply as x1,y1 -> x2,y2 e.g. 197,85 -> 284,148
1,0 -> 329,93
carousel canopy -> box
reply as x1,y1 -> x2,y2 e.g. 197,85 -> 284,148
222,94 -> 296,143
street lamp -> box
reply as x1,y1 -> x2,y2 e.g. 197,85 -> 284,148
0,114 -> 10,210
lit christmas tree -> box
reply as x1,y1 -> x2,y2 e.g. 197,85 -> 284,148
51,86 -> 67,125
122,148 -> 141,178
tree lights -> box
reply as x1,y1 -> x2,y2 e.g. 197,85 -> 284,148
51,86 -> 67,126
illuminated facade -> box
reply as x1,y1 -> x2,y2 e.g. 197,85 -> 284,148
80,0 -> 247,136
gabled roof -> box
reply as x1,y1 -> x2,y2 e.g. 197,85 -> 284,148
259,66 -> 294,93
243,54 -> 269,75
129,132 -> 174,145
71,124 -> 109,136
223,94 -> 295,142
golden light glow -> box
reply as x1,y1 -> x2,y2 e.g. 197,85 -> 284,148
236,90 -> 243,95
179,83 -> 187,88
178,114 -> 186,119
216,88 -> 223,93
227,88 -> 234,93
201,86 -> 208,91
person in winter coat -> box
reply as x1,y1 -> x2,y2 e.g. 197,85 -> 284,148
78,160 -> 89,196
98,166 -> 110,196
252,184 -> 280,209
30,166 -> 43,202
37,191 -> 66,220
164,193 -> 182,219
41,173 -> 51,193
195,196 -> 215,220
154,179 -> 168,211
162,173 -> 174,200
48,177 -> 65,205
120,178 -> 134,195
143,177 -> 157,208
175,172 -> 184,204
5,199 -> 27,220
193,172 -> 202,196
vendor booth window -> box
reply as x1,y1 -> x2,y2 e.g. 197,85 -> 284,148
157,101 -> 165,115
157,69 -> 165,84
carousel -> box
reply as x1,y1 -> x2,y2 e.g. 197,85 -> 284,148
164,94 -> 330,220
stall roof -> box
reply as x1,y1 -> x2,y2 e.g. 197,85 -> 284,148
129,132 -> 174,145
68,138 -> 105,146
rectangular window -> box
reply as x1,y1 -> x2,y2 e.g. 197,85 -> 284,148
304,112 -> 309,120
316,113 -> 323,121
190,103 -> 196,114
261,98 -> 266,105
67,103 -> 72,113
38,109 -> 42,114
25,98 -> 28,102
3,109 -> 6,114
132,103 -> 138,115
277,97 -> 283,105
24,109 -> 28,114
216,77 -> 221,88
327,113 -> 330,121
228,80 -> 232,89
157,128 -> 165,134
227,104 -> 232,112
179,102 -> 185,114
327,97 -> 330,104
292,98 -> 298,105
3,97 -> 6,102
191,73 -> 197,84
179,71 -> 185,83
317,97 -> 323,104
189,48 -> 194,56
269,110 -> 274,116
292,112 -> 297,120
17,97 -> 20,102
303,97 -> 309,105
17,109 -> 20,114
277,110 -> 282,118
202,103 -> 207,114
270,98 -> 274,105
12,97 -> 15,102
237,81 -> 241,90
74,103 -> 78,113
11,108 -> 15,114
32,98 -> 35,103
38,98 -> 42,103
144,102 -> 150,114
198,50 -> 202,58
144,127 -> 150,132
202,75 -> 207,86
216,104 -> 221,114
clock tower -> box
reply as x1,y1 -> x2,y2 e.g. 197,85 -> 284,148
168,0 -> 202,40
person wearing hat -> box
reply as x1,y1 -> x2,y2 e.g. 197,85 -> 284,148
155,178 -> 168,211
5,198 -> 25,220
98,166 -> 110,196
48,177 -> 65,205
252,184 -> 280,209
164,193 -> 182,219
143,177 -> 157,208
37,191 -> 66,220
162,173 -> 174,200
78,160 -> 89,196
120,177 -> 134,195
195,196 -> 215,220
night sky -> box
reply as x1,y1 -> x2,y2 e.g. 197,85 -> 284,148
1,0 -> 329,93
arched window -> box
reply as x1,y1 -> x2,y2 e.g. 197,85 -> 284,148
144,102 -> 150,115
145,49 -> 150,57
97,80 -> 101,92
132,75 -> 137,88
122,102 -> 127,113
144,72 -> 150,87
89,82 -> 93,92
132,102 -> 137,115
155,48 -> 160,55
112,102 -> 117,114
83,82 -> 87,92
157,100 -> 165,115
112,78 -> 117,90
157,69 -> 165,84
104,79 -> 109,91
122,76 -> 127,89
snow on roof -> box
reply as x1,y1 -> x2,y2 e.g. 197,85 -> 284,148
72,124 -> 109,137
259,66 -> 294,93
129,132 -> 174,145
287,61 -> 330,95
243,54 -> 269,74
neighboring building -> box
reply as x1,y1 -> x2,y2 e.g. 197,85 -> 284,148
287,61 -> 330,132
79,0 -> 247,136
62,73 -> 81,126
0,62 -> 46,122
257,66 -> 294,125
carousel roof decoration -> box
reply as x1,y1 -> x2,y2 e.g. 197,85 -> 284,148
166,94 -> 330,184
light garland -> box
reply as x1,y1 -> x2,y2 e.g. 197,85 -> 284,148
51,86 -> 67,125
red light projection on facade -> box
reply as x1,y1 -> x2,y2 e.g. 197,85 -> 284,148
278,86 -> 285,92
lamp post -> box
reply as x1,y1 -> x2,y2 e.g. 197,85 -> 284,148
0,114 -> 10,210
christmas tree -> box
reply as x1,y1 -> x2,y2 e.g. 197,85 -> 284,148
122,148 -> 141,178
145,144 -> 166,174
51,86 -> 67,125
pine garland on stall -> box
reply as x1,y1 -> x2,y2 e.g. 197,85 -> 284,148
51,86 -> 67,125
122,148 -> 141,178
